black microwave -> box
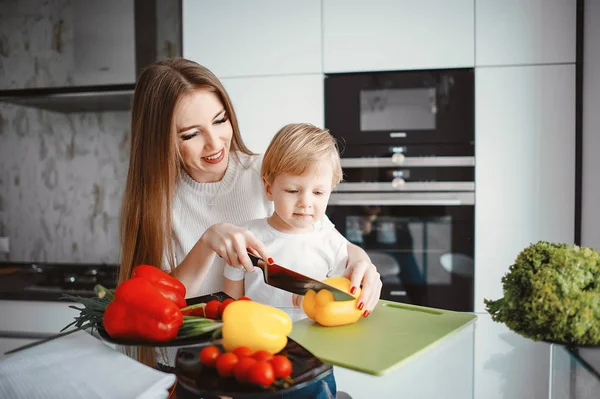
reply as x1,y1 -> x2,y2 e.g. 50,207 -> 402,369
325,68 -> 475,156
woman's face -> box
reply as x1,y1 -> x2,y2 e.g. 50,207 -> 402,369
174,88 -> 233,182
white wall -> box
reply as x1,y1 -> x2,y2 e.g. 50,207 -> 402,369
582,0 -> 600,250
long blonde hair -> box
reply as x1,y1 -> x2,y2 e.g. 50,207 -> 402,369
119,58 -> 252,366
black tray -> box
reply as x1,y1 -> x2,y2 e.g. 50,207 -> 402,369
96,292 -> 232,347
174,339 -> 332,398
96,325 -> 219,348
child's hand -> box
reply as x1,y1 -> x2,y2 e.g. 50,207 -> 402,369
292,294 -> 303,308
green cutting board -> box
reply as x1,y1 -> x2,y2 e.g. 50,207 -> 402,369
289,300 -> 477,376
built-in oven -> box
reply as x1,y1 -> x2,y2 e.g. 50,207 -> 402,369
325,68 -> 475,311
327,192 -> 474,311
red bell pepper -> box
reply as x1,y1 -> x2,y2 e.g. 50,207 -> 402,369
103,277 -> 183,342
131,264 -> 187,308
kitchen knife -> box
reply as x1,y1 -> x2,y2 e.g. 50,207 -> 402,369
246,251 -> 355,302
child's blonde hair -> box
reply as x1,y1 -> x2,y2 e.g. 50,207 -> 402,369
261,123 -> 343,186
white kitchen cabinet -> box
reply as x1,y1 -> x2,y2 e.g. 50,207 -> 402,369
474,64 -> 575,312
322,0 -> 475,73
221,74 -> 324,154
475,0 -> 576,66
182,0 -> 322,78
582,0 -> 600,250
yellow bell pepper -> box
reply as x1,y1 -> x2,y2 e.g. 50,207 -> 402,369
302,277 -> 362,327
221,300 -> 292,354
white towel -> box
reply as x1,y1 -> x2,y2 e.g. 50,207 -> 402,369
0,331 -> 176,399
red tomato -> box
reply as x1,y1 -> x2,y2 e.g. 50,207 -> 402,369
233,346 -> 254,358
204,299 -> 222,319
270,355 -> 293,378
199,346 -> 221,368
218,298 -> 235,317
252,350 -> 273,362
247,360 -> 275,387
216,352 -> 239,378
234,356 -> 257,383
238,296 -> 252,301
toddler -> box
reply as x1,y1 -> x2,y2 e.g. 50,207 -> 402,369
222,123 -> 348,309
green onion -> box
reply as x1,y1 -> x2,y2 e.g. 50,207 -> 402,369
60,284 -> 223,340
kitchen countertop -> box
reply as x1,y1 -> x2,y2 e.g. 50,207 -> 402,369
1,306 -> 598,398
333,312 -> 600,399
0,270 -> 597,399
1,265 -> 598,399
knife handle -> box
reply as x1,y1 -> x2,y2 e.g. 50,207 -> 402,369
246,251 -> 264,268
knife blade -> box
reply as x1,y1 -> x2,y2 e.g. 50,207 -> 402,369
246,252 -> 355,302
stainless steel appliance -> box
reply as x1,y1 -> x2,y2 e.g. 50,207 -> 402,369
325,68 -> 475,311
23,263 -> 118,296
324,68 -> 474,148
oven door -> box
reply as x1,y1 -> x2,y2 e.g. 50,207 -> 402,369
326,192 -> 475,311
325,68 -> 474,146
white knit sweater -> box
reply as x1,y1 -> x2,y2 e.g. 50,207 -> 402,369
171,152 -> 273,297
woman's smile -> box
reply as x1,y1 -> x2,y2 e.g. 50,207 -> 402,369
202,148 -> 225,164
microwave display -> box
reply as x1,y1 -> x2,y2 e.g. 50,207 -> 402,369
360,88 -> 437,131
325,68 -> 474,146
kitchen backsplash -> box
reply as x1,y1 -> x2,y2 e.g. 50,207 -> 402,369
0,0 -> 130,263
0,107 -> 130,264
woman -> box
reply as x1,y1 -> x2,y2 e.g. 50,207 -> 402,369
119,57 -> 382,367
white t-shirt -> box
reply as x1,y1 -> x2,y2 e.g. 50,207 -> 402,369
222,217 -> 348,307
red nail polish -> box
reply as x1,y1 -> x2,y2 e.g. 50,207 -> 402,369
363,310 -> 370,318
350,286 -> 357,295
358,302 -> 364,311
268,258 -> 274,264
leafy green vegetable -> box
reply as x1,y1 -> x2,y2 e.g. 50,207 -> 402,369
484,241 -> 600,345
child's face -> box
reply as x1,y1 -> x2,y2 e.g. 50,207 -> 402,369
265,162 -> 334,233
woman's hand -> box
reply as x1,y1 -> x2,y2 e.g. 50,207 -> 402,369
341,260 -> 382,317
201,223 -> 273,272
